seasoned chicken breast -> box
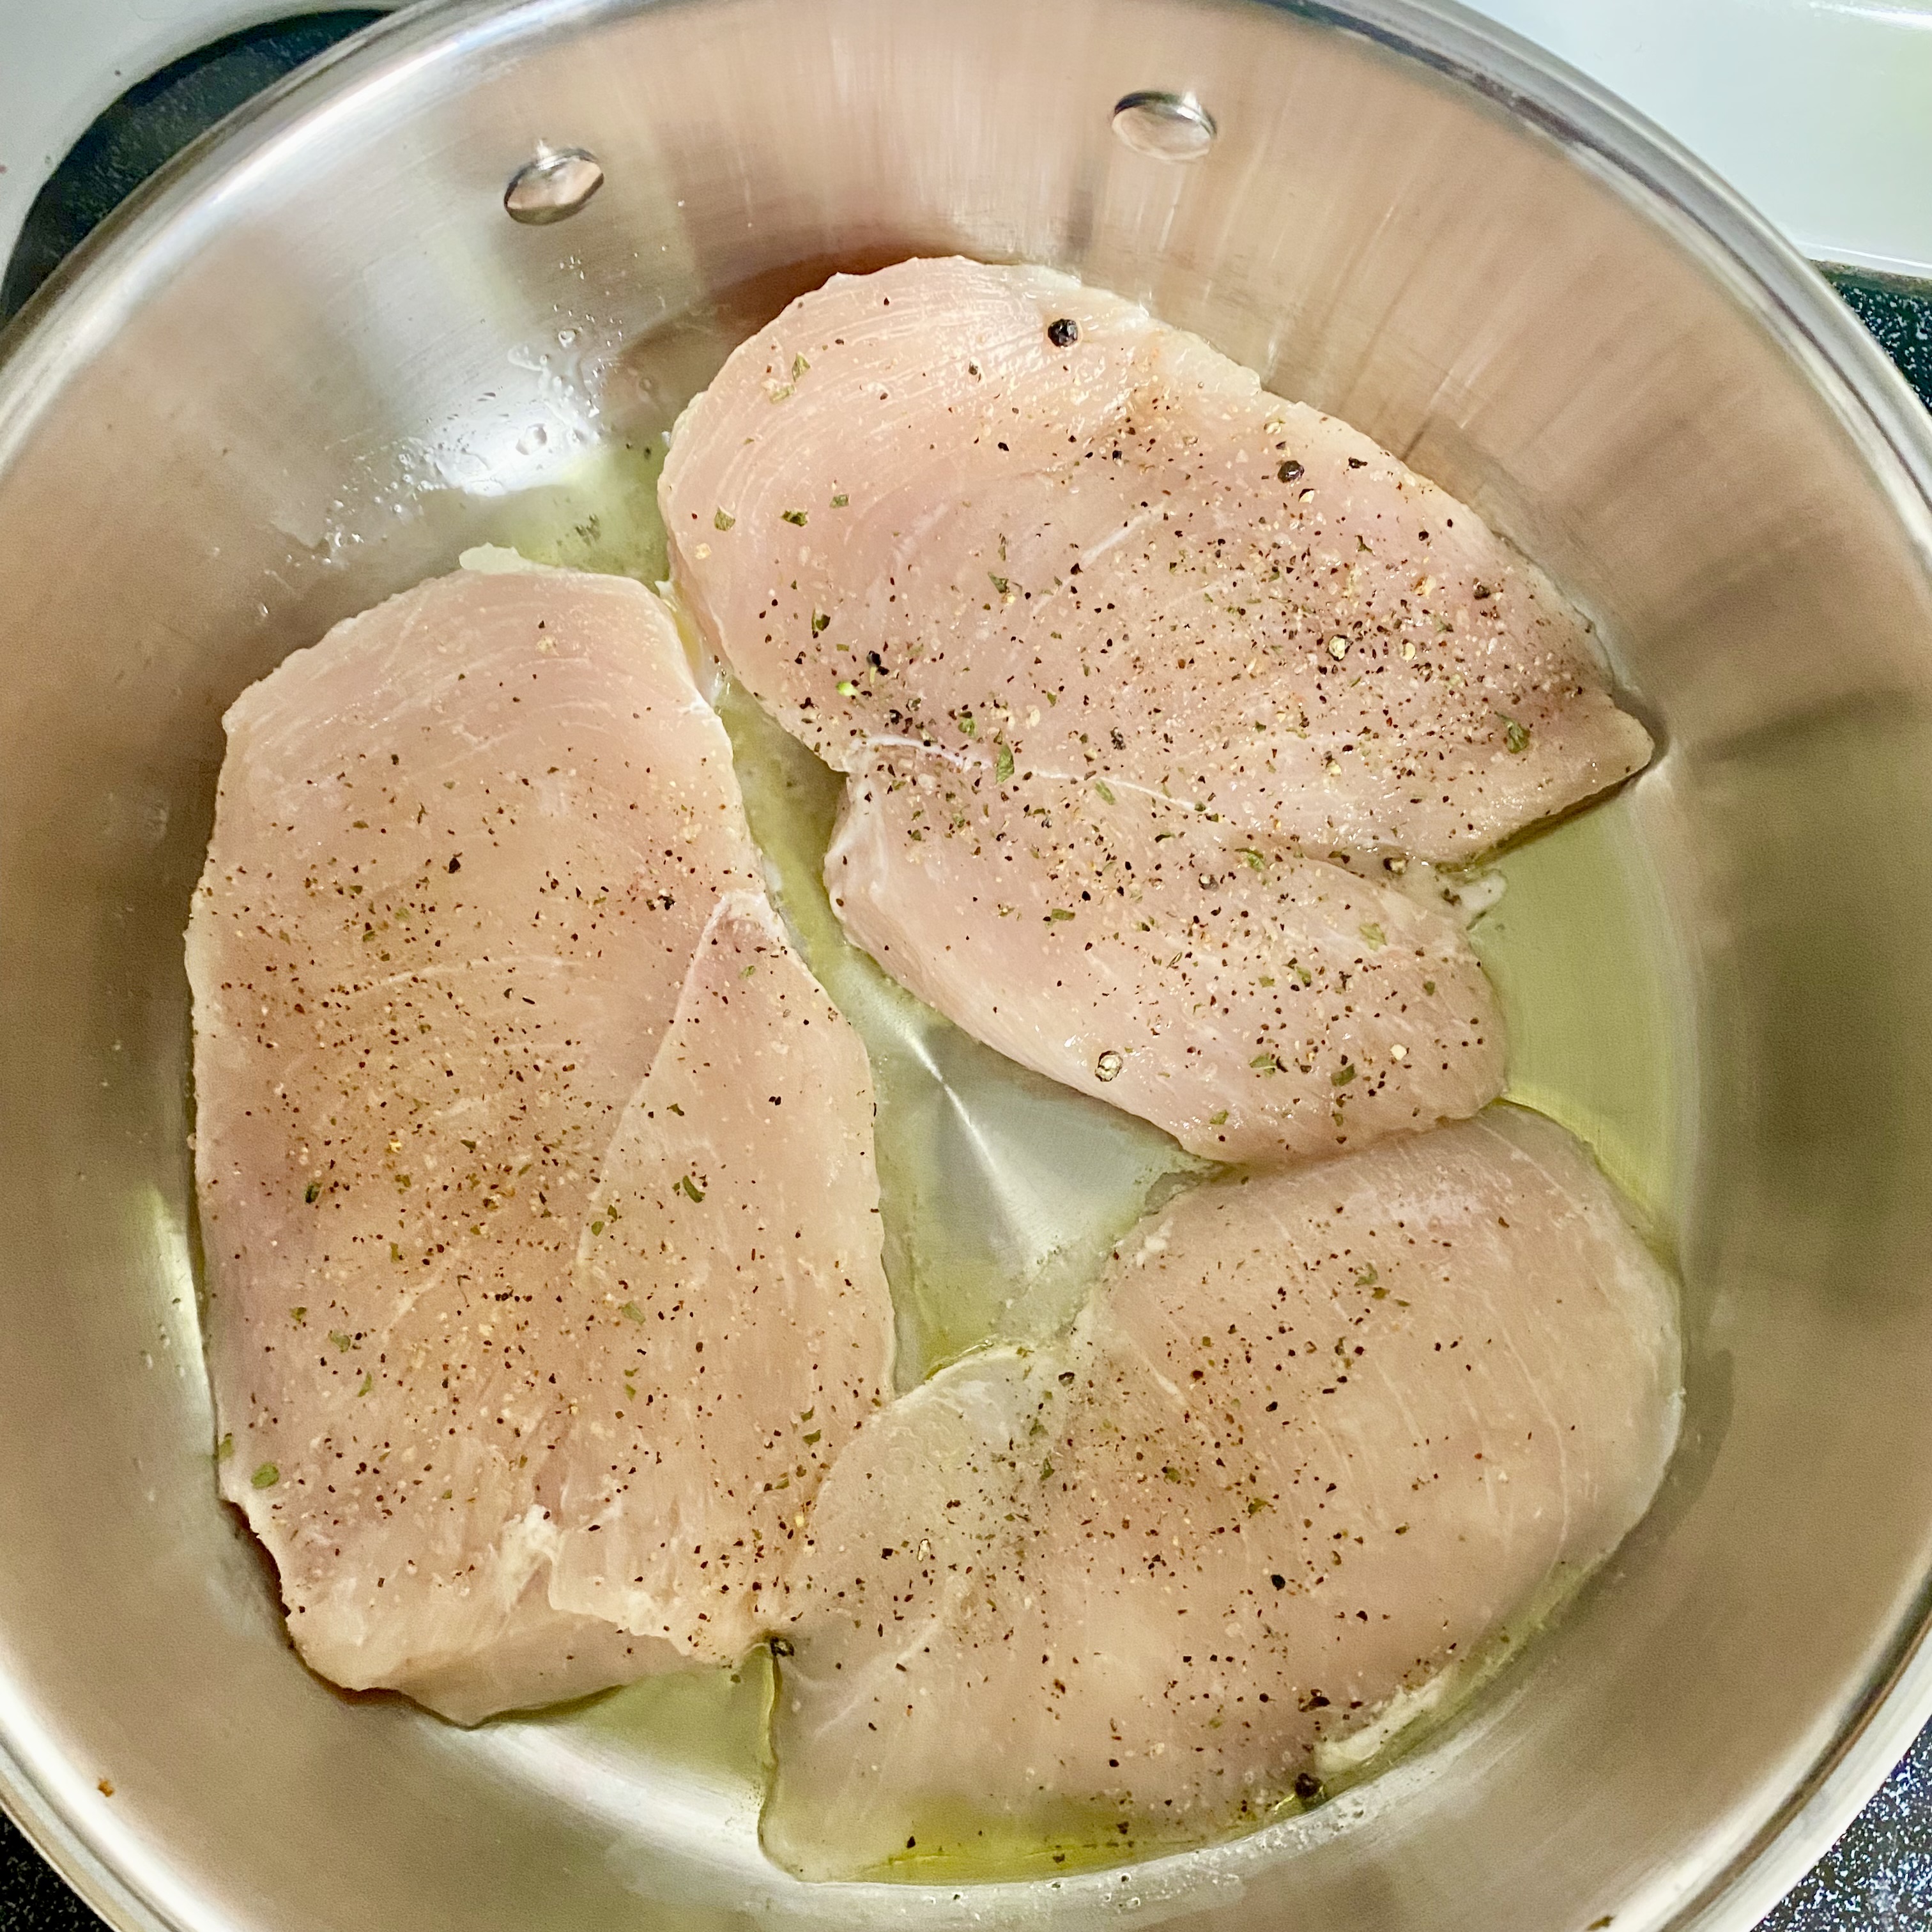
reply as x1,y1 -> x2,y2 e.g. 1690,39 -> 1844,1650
188,565 -> 892,1722
827,746 -> 1503,1162
765,1108 -> 1680,1876
661,256 -> 1651,866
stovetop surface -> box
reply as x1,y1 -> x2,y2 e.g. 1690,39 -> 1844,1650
3,12 -> 1931,1931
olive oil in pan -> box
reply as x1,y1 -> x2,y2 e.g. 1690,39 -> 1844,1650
514,1648 -> 776,1807
715,678 -> 1208,1383
443,434 -> 1684,1878
482,433 -> 671,584
1469,793 -> 1690,1245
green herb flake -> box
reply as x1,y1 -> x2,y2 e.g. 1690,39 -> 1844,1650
989,573 -> 1009,595
590,1220 -> 604,1235
1238,848 -> 1266,873
356,1374 -> 373,1397
1360,922 -> 1386,949
1046,908 -> 1076,923
713,508 -> 736,531
791,352 -> 809,380
1423,979 -> 1437,995
958,712 -> 977,738
289,1306 -> 307,1327
678,1174 -> 706,1203
251,1462 -> 280,1490
1250,1054 -> 1280,1074
1092,780 -> 1115,804
781,509 -> 808,526
811,610 -> 831,636
1162,1466 -> 1184,1483
836,679 -> 857,696
328,1330 -> 353,1353
831,492 -> 849,508
1355,1264 -> 1379,1289
620,1301 -> 646,1322
303,1181 -> 320,1204
215,1432 -> 233,1462
995,742 -> 1015,783
1247,1496 -> 1271,1515
1331,1062 -> 1357,1087
1502,716 -> 1531,754
1041,1459 -> 1055,1480
802,1430 -> 822,1446
1209,1108 -> 1229,1126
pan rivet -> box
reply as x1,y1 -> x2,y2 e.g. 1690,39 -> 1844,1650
504,143 -> 605,224
1111,91 -> 1217,162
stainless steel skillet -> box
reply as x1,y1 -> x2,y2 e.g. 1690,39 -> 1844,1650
4,2 -> 1932,1928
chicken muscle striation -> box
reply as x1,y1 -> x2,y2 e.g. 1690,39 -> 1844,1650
661,256 -> 1651,865
765,1109 -> 1679,1875
826,746 -> 1503,1162
188,565 -> 893,1722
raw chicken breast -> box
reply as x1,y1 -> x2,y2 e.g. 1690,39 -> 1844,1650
766,1108 -> 1680,1876
827,747 -> 1503,1162
553,890 -> 890,1644
188,565 -> 892,1722
661,256 -> 1652,865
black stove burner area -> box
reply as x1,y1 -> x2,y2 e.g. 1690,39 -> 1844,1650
1826,268 -> 1932,415
0,14 -> 1929,1931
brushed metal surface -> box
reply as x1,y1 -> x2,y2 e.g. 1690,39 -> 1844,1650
3,2 -> 1932,1929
